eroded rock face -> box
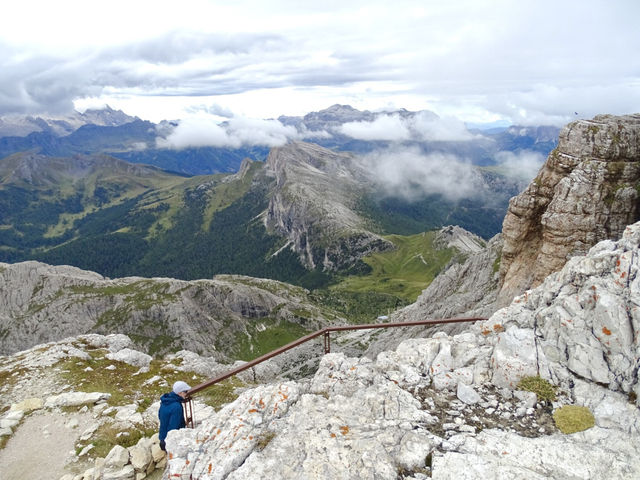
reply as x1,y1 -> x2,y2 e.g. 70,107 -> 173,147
499,113 -> 640,306
264,141 -> 393,271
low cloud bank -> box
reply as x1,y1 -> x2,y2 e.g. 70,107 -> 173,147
494,150 -> 545,182
362,147 -> 483,202
156,115 -> 300,149
339,112 -> 476,142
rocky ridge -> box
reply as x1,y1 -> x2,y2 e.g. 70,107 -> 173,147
161,221 -> 640,479
499,113 -> 640,305
0,106 -> 139,138
0,261 -> 342,356
264,141 -> 393,270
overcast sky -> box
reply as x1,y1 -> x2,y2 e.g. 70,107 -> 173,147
2,0 -> 639,126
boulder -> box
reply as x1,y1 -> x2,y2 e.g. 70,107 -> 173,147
104,445 -> 130,469
106,348 -> 152,368
129,444 -> 152,472
102,465 -> 135,480
456,382 -> 481,405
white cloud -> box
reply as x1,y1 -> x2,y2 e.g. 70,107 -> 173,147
339,111 -> 476,142
362,147 -> 482,202
494,150 -> 545,182
410,113 -> 476,141
340,114 -> 410,141
156,114 -> 299,149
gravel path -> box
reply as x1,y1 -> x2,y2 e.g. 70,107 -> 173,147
0,410 -> 93,480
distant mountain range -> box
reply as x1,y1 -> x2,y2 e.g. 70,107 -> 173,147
0,105 -> 139,137
0,105 -> 560,175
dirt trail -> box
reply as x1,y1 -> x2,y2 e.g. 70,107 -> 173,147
0,410 -> 93,480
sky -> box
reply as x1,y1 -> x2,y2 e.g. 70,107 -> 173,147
1,0 -> 639,127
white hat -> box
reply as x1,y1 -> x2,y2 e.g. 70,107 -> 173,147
173,381 -> 191,394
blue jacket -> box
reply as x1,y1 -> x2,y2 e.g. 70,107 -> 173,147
158,392 -> 186,442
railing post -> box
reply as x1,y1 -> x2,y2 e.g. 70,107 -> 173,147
185,397 -> 195,428
323,331 -> 331,354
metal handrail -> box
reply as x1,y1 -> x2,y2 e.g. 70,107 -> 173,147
183,316 -> 486,427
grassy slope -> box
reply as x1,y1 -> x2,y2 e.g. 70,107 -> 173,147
333,231 -> 456,302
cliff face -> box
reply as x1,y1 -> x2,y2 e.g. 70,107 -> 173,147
499,113 -> 640,305
264,141 -> 393,271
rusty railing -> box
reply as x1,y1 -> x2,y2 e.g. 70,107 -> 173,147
183,316 -> 486,427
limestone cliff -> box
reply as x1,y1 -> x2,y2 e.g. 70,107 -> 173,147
264,141 -> 393,270
0,261 -> 342,356
499,113 -> 640,305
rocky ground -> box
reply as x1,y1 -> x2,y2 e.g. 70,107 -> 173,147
0,334 -> 236,480
3,221 -> 640,479
162,221 -> 640,479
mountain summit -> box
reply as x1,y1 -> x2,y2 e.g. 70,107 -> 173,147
0,106 -> 138,137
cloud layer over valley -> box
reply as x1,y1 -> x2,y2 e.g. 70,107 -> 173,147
362,147 -> 483,202
156,115 -> 300,149
339,113 -> 476,142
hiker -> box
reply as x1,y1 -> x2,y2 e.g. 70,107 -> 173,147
158,380 -> 191,451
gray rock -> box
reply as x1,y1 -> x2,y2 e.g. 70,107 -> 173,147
106,349 -> 152,368
104,445 -> 130,469
514,390 -> 537,409
432,427 -> 640,479
490,327 -> 538,389
456,382 -> 481,405
128,444 -> 152,472
102,465 -> 135,480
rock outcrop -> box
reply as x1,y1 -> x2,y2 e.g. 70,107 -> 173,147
0,261 -> 342,356
163,221 -> 640,479
499,113 -> 640,306
264,141 -> 393,270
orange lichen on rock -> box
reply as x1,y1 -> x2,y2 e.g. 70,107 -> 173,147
602,326 -> 612,335
340,425 -> 350,435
